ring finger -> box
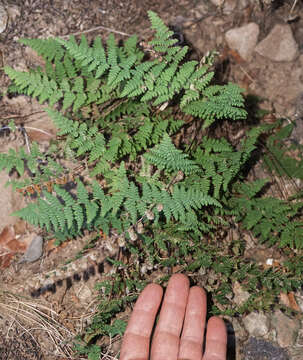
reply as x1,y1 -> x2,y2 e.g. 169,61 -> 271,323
178,286 -> 207,360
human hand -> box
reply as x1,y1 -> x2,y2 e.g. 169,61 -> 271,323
120,274 -> 227,360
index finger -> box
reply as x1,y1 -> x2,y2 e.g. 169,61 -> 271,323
120,283 -> 163,360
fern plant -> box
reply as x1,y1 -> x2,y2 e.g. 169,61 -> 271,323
2,11 -> 303,349
2,11 -> 249,241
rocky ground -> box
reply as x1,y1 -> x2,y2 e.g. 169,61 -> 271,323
0,0 -> 303,359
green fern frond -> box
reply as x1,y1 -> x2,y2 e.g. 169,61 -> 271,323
231,194 -> 303,248
147,11 -> 175,42
19,38 -> 65,61
57,35 -> 109,78
183,83 -> 247,128
144,133 -> 199,175
263,123 -> 303,180
0,148 -> 25,175
6,15 -> 248,125
12,181 -> 103,233
123,35 -> 140,57
4,67 -> 62,106
0,141 -> 57,180
170,61 -> 197,91
236,179 -> 268,199
77,179 -> 89,204
46,108 -> 78,135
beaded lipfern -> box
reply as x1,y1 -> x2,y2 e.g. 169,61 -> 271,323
2,11 -> 303,252
3,11 -> 303,338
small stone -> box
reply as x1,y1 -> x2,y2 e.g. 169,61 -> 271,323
296,328 -> 303,347
225,23 -> 259,61
77,285 -> 92,303
210,0 -> 237,14
296,289 -> 303,312
0,4 -> 8,33
243,312 -> 270,337
18,235 -> 43,263
238,0 -> 250,9
271,310 -> 300,348
233,281 -> 250,306
288,347 -> 303,360
255,24 -> 298,62
6,5 -> 20,23
294,93 -> 303,121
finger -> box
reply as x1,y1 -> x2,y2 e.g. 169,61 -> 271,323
120,283 -> 163,360
178,286 -> 207,360
151,274 -> 190,360
203,316 -> 227,360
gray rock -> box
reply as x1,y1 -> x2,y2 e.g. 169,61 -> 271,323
243,337 -> 289,360
271,310 -> 300,348
243,312 -> 270,337
225,23 -> 259,61
255,24 -> 298,62
18,235 -> 43,263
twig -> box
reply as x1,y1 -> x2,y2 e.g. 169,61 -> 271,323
0,125 -> 52,138
239,65 -> 255,85
0,298 -> 74,356
4,311 -> 40,347
24,126 -> 53,138
60,25 -> 133,39
0,110 -> 46,122
290,0 -> 298,15
20,127 -> 31,154
183,12 -> 218,29
2,124 -> 31,152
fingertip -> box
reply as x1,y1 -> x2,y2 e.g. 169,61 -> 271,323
144,282 -> 163,294
203,316 -> 227,360
165,273 -> 190,302
169,273 -> 190,287
186,286 -> 207,317
208,316 -> 227,342
134,283 -> 163,310
189,285 -> 206,299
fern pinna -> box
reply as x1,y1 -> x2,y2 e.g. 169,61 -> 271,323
2,11 -> 303,251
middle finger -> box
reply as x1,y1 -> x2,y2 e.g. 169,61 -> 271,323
151,274 -> 190,360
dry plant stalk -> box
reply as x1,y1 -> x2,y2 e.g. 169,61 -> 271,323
0,289 -> 75,358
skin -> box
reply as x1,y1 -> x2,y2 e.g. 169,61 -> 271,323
120,274 -> 227,360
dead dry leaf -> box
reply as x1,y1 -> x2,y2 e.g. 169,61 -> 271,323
0,225 -> 15,246
280,291 -> 301,312
45,238 -> 70,255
